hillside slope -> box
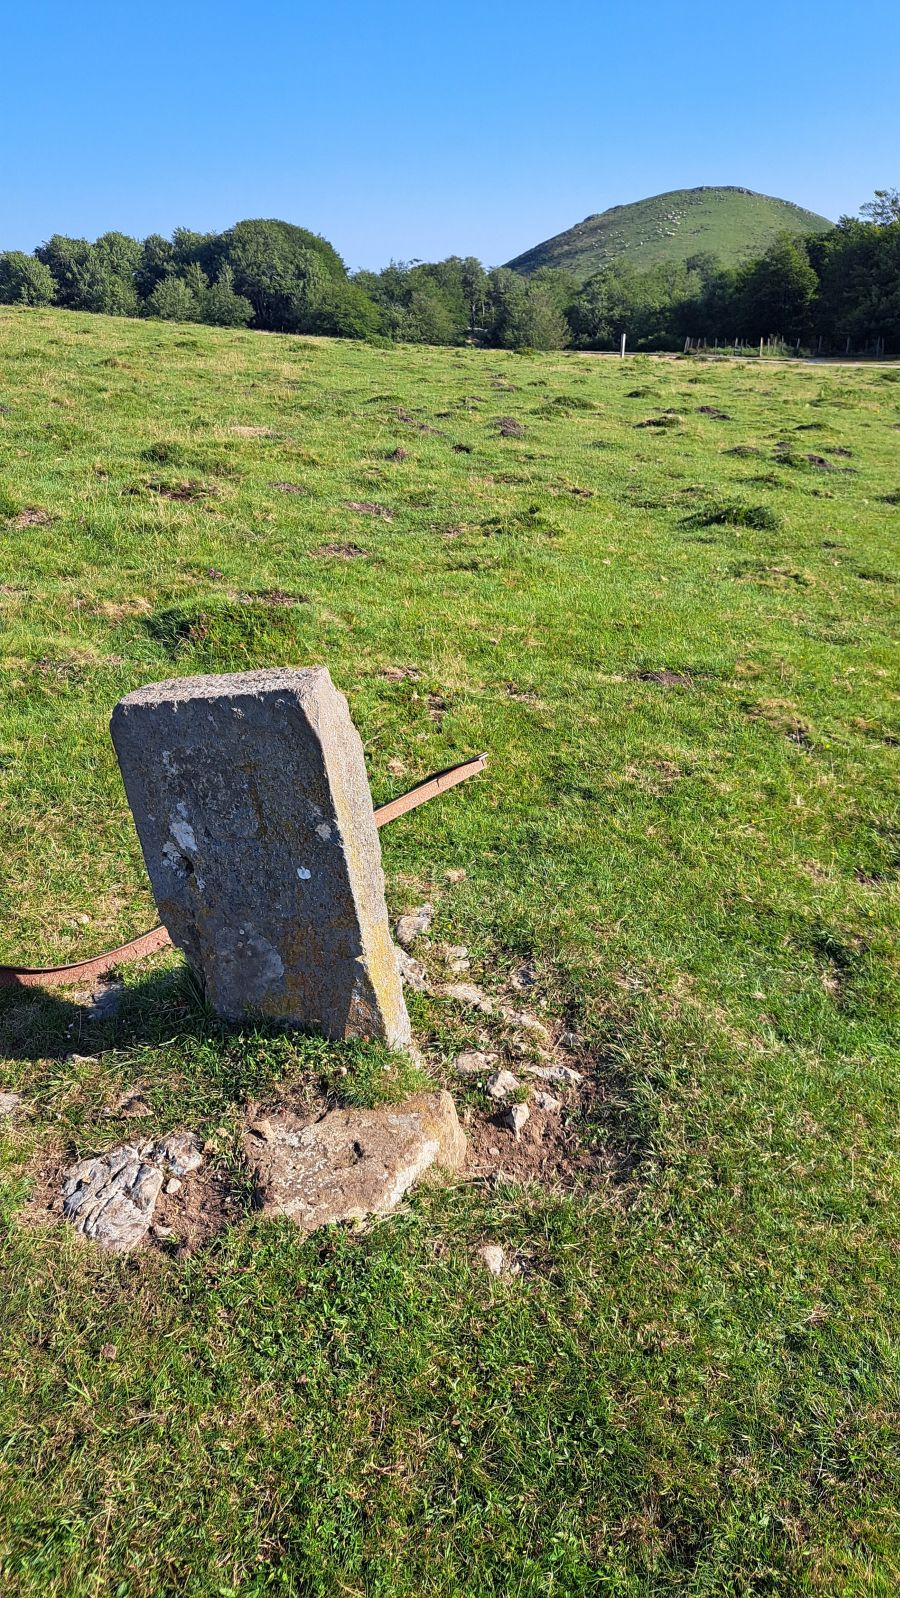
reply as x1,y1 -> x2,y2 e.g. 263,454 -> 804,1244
505,186 -> 833,279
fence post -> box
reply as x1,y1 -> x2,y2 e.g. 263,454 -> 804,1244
620,332 -> 626,358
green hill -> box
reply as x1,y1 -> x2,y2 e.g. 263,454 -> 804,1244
505,185 -> 834,280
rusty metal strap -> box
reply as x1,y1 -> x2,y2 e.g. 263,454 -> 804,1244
0,753 -> 487,990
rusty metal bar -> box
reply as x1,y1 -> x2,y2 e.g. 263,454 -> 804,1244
0,753 -> 486,990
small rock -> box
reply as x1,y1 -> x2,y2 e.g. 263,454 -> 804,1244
245,1091 -> 466,1231
62,1146 -> 164,1252
525,1063 -> 583,1086
153,1223 -> 174,1239
395,903 -> 433,948
112,1091 -> 151,1118
76,913 -> 91,926
153,1130 -> 203,1176
485,1070 -> 519,1101
164,1178 -> 182,1195
559,1030 -> 582,1050
100,1342 -> 118,1360
445,868 -> 466,884
488,1144 -> 500,1157
439,982 -> 495,1014
498,1004 -> 551,1041
454,1050 -> 497,1075
510,962 -> 537,991
533,1091 -> 561,1112
395,945 -> 429,992
479,1244 -> 506,1276
504,1102 -> 530,1139
85,982 -> 124,1021
444,943 -> 470,973
0,1090 -> 24,1118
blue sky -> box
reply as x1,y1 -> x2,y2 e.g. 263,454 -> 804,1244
3,0 -> 898,270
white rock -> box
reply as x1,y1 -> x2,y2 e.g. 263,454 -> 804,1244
504,1102 -> 530,1138
533,1091 -> 562,1112
395,903 -> 433,948
479,1244 -> 506,1276
164,1178 -> 182,1195
439,982 -> 495,1014
498,1004 -> 550,1040
153,1130 -> 203,1175
395,945 -> 429,992
525,1063 -> 583,1087
62,1147 -> 164,1252
0,1090 -> 24,1118
454,1050 -> 497,1075
485,1070 -> 520,1101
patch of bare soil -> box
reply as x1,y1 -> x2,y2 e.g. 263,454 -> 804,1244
344,500 -> 394,520
697,406 -> 733,421
397,408 -> 443,435
633,669 -> 693,687
151,1165 -> 236,1254
495,416 -> 525,437
380,665 -> 423,682
386,447 -> 408,461
14,507 -> 53,528
91,597 -> 154,621
146,479 -> 215,502
272,481 -> 309,494
236,588 -> 307,608
315,542 -> 369,559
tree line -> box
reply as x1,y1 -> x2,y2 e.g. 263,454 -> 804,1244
1,192 -> 897,354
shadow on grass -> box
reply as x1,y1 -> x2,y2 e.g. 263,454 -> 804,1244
0,962 -> 426,1136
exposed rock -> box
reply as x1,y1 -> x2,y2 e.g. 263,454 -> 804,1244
445,868 -> 467,884
479,1244 -> 506,1276
62,1146 -> 165,1252
152,1130 -> 203,1176
485,1069 -> 520,1101
165,1178 -> 182,1195
533,1090 -> 562,1113
443,943 -> 470,973
525,1063 -> 583,1087
454,1050 -> 497,1075
439,981 -> 495,1014
498,1003 -> 550,1040
110,667 -> 410,1048
245,1091 -> 466,1231
61,1129 -> 203,1252
504,1102 -> 530,1139
395,903 -> 433,948
0,1090 -> 24,1118
394,945 -> 429,993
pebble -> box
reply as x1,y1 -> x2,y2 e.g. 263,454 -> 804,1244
395,946 -> 428,992
439,982 -> 495,1014
454,1050 -> 497,1075
533,1091 -> 562,1112
479,1244 -> 506,1276
485,1070 -> 520,1101
445,869 -> 466,884
164,1178 -> 182,1195
525,1063 -> 583,1086
504,1102 -> 530,1139
395,903 -> 433,948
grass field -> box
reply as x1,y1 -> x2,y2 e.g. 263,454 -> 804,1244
504,186 -> 833,280
1,306 -> 898,1596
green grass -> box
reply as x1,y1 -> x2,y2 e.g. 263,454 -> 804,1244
1,307 -> 899,1596
505,186 -> 834,279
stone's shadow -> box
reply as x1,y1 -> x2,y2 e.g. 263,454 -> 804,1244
0,959 -> 215,1065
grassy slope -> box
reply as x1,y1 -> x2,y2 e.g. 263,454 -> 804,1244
505,186 -> 834,280
1,308 -> 899,1596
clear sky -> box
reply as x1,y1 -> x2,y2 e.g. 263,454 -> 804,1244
3,0 -> 898,271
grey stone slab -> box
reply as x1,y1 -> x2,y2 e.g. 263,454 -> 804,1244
245,1090 -> 466,1230
110,668 -> 410,1046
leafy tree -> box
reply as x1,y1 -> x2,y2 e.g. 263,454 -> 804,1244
35,235 -> 93,307
145,276 -> 201,321
486,268 -> 570,350
201,265 -> 253,328
0,252 -> 57,306
135,234 -> 175,299
71,255 -> 139,316
734,235 -> 818,341
860,189 -> 900,225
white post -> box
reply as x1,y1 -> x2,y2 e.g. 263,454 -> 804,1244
620,332 -> 626,358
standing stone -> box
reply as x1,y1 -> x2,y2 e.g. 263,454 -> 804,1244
110,668 -> 411,1047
